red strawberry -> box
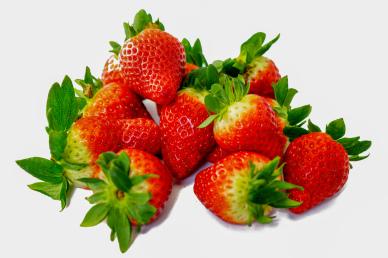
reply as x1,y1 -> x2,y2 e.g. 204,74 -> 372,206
220,32 -> 280,98
119,10 -> 185,104
207,145 -> 233,163
101,54 -> 124,86
199,76 -> 310,159
82,82 -> 150,120
194,152 -> 302,225
79,149 -> 173,252
283,119 -> 371,214
244,56 -> 280,98
63,117 -> 120,165
160,65 -> 217,180
117,118 -> 161,154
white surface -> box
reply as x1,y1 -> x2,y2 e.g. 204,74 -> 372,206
1,0 -> 387,257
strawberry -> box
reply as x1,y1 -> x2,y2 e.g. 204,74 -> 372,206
76,67 -> 150,120
63,116 -> 120,165
119,10 -> 185,104
102,54 -> 124,86
218,32 -> 280,98
199,75 -> 311,159
160,65 -> 218,179
283,119 -> 371,214
207,145 -> 233,163
117,118 -> 161,154
194,152 -> 302,224
79,149 -> 173,253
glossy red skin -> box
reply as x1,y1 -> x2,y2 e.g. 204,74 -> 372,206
72,117 -> 121,162
160,90 -> 215,180
101,55 -> 124,85
215,95 -> 287,159
283,132 -> 349,214
119,29 -> 186,104
82,82 -> 150,120
117,118 -> 161,154
194,152 -> 270,224
207,145 -> 233,163
245,57 -> 280,98
119,149 -> 173,223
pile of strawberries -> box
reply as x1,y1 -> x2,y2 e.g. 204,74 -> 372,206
17,10 -> 371,253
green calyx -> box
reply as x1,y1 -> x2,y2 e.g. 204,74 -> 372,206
74,66 -> 103,98
16,75 -> 86,210
271,76 -> 312,137
183,64 -> 219,91
108,41 -> 122,57
217,32 -> 280,77
123,9 -> 164,40
287,118 -> 372,162
198,75 -> 249,128
182,38 -> 208,67
247,157 -> 303,224
78,152 -> 157,253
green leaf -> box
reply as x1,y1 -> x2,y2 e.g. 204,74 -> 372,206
271,198 -> 302,208
349,154 -> 370,161
16,157 -> 63,183
81,203 -> 111,227
86,192 -> 107,204
127,203 -> 156,225
204,95 -> 221,113
239,32 -> 266,64
46,76 -> 79,132
337,136 -> 360,147
257,215 -> 273,224
255,34 -> 280,56
269,181 -> 303,190
78,178 -> 107,191
109,41 -> 122,56
283,126 -> 310,141
326,118 -> 346,140
346,140 -> 372,155
48,130 -> 67,160
130,174 -> 155,186
273,76 -> 289,106
115,210 -> 132,253
133,9 -> 153,34
288,105 -> 312,126
307,119 -> 321,132
198,114 -> 218,128
28,181 -> 63,200
282,88 -> 298,108
59,179 -> 69,210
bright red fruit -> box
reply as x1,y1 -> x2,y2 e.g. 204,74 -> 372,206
194,152 -> 302,225
119,11 -> 185,104
160,65 -> 217,180
244,56 -> 280,98
207,145 -> 233,163
101,55 -> 124,85
83,82 -> 150,120
283,119 -> 371,214
117,118 -> 161,154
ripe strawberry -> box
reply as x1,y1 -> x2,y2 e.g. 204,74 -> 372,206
63,117 -> 120,165
160,65 -> 218,179
219,32 -> 280,98
79,149 -> 173,253
283,119 -> 371,214
194,152 -> 302,224
199,75 -> 311,159
101,54 -> 124,86
119,10 -> 185,104
117,118 -> 161,154
81,81 -> 150,120
207,145 -> 233,163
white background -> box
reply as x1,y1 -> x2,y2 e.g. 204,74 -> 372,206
0,0 -> 387,257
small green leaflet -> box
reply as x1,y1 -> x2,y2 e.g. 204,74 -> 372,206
81,203 -> 111,227
16,157 -> 63,183
326,118 -> 346,140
